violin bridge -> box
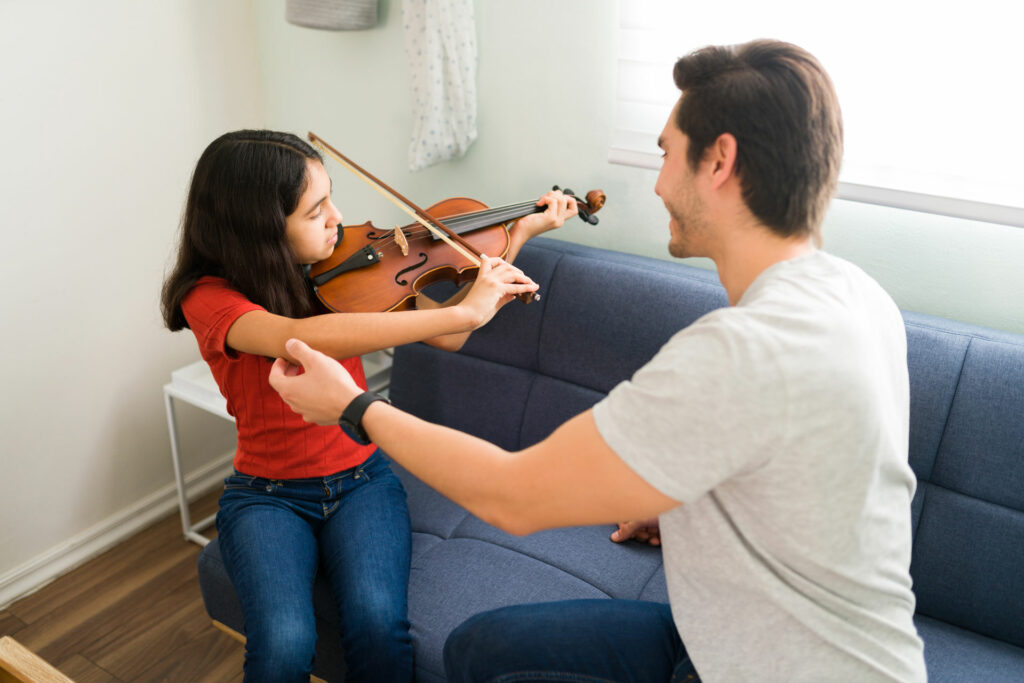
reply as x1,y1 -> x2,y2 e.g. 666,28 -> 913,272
393,225 -> 409,256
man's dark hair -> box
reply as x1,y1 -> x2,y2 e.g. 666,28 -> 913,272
161,130 -> 322,331
673,40 -> 843,243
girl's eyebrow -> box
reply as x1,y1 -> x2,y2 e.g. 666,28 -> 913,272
306,196 -> 327,216
305,179 -> 332,216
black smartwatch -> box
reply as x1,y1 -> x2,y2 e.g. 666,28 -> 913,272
338,391 -> 390,445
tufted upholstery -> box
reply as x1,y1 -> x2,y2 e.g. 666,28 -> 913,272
198,238 -> 1024,681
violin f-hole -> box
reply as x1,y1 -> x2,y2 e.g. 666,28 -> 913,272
395,253 -> 429,286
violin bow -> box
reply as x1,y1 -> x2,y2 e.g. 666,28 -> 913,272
307,132 -> 482,267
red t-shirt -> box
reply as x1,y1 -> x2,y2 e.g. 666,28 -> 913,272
181,276 -> 376,479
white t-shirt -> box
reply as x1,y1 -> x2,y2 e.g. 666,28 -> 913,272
593,250 -> 926,682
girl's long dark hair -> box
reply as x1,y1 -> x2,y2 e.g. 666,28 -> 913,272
161,130 -> 322,331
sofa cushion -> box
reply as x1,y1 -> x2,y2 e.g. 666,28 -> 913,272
911,486 -> 1024,649
903,316 -> 972,486
915,615 -> 1024,683
902,314 -> 1024,649
394,462 -> 667,681
930,337 -> 1024,510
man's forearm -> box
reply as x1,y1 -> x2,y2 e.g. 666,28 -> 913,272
362,402 -> 530,533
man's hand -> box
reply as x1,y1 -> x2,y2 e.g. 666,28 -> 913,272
269,338 -> 361,426
610,518 -> 661,546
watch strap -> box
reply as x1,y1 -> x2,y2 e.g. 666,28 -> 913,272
338,391 -> 390,445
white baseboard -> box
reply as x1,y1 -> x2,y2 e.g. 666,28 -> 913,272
0,451 -> 234,610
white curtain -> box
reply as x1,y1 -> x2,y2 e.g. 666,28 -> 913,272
402,0 -> 477,171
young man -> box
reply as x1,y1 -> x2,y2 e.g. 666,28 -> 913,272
269,40 -> 927,682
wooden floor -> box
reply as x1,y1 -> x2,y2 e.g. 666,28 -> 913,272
0,489 -> 245,682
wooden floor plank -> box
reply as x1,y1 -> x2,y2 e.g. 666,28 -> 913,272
10,494 -> 218,626
14,542 -> 199,657
32,552 -> 200,667
52,654 -> 117,683
88,575 -> 217,679
9,513 -> 183,624
3,489 -> 246,682
0,612 -> 26,640
133,625 -> 245,683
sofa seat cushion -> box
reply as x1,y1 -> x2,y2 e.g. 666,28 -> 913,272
394,463 -> 668,680
915,615 -> 1024,682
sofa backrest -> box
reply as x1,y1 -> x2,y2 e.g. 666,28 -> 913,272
903,313 -> 1024,647
389,237 -> 1024,648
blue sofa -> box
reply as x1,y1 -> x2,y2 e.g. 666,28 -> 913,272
197,237 -> 1024,681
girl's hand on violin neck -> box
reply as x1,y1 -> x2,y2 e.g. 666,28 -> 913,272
511,189 -> 578,242
460,256 -> 539,329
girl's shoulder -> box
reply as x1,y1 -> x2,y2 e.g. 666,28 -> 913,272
185,275 -> 246,304
192,274 -> 232,290
181,276 -> 265,354
182,276 -> 263,325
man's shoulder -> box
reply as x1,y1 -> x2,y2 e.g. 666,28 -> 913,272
745,251 -> 899,323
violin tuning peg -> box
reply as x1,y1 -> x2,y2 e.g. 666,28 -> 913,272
576,209 -> 599,226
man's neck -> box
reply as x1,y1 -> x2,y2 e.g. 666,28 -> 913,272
711,228 -> 815,306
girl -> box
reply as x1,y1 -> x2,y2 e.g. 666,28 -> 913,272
161,130 -> 575,682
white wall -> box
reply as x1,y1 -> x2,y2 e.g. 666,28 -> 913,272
2,0 -> 1021,605
0,2 -> 262,604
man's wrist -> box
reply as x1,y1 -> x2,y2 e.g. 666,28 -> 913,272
338,391 -> 390,445
335,388 -> 358,419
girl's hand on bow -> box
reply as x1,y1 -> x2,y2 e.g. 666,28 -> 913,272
458,255 -> 538,329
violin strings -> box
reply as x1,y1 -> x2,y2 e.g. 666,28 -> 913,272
335,198 -> 550,256
445,201 -> 540,230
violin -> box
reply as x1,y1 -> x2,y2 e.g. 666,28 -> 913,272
305,133 -> 606,314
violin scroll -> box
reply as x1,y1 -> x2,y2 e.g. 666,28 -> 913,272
553,185 -> 606,225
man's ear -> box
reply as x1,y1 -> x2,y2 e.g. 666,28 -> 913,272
707,133 -> 738,190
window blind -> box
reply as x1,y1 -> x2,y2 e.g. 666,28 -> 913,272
610,0 -> 1024,228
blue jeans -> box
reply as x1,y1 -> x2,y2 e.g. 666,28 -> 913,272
444,599 -> 700,683
216,450 -> 413,683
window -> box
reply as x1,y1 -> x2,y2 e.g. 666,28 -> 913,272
611,0 -> 1024,227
